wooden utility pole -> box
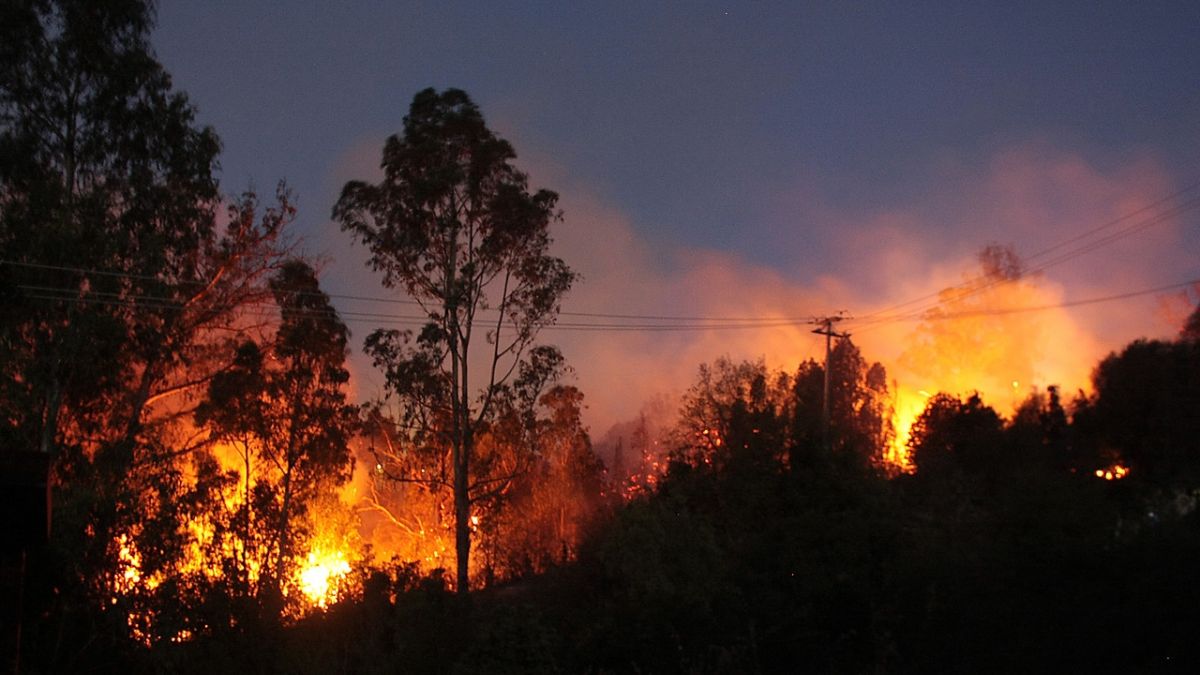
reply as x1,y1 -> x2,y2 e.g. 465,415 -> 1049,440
812,315 -> 850,451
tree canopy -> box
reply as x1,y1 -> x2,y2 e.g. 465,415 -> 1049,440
333,87 -> 577,591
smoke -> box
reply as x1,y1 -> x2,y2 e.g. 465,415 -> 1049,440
319,135 -> 1192,444
533,142 -> 1190,436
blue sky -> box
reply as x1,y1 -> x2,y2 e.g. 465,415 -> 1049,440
152,1 -> 1200,429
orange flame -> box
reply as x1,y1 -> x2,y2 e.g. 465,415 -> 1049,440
1095,464 -> 1130,481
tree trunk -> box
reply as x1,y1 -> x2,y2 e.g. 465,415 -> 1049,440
454,424 -> 472,592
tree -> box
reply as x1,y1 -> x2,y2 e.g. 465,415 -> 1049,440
333,88 -> 576,591
673,349 -> 893,479
898,244 -> 1045,404
792,340 -> 894,470
1,1 -> 300,660
675,357 -> 792,471
193,260 -> 357,621
1008,385 -> 1071,470
907,392 -> 1005,478
1074,338 -> 1200,490
0,0 -> 221,459
1182,304 -> 1200,342
478,384 -> 607,580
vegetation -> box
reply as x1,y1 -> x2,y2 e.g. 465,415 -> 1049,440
333,87 -> 577,592
5,2 -> 1200,673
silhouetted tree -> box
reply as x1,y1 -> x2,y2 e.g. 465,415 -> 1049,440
1181,303 -> 1200,342
792,340 -> 893,471
0,0 -> 274,465
1075,337 -> 1200,491
908,392 -> 1005,478
193,261 -> 357,621
1008,385 -> 1072,470
334,89 -> 576,591
1,1 -> 298,663
675,358 -> 792,471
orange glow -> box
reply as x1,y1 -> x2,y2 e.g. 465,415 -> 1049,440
887,385 -> 929,472
1096,463 -> 1130,481
298,549 -> 352,608
108,430 -> 362,641
874,247 -> 1101,470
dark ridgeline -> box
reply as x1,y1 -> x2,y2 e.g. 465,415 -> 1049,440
257,327 -> 1200,674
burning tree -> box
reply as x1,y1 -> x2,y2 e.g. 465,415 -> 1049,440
334,88 -> 577,592
192,260 -> 358,621
99,259 -> 360,644
897,244 -> 1047,417
477,384 -> 608,579
0,0 -> 363,657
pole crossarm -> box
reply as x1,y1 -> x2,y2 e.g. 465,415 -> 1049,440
810,315 -> 851,451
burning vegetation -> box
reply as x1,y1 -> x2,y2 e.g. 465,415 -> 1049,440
6,2 -> 1200,672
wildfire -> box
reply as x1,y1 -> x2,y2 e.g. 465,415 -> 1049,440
874,247 -> 1100,471
297,549 -> 352,608
105,429 -> 363,643
887,385 -> 929,471
114,534 -> 152,595
1095,464 -> 1130,481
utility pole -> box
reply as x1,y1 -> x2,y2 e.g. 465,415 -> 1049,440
812,315 -> 850,451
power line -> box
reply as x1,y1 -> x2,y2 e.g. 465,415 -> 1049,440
848,197 -> 1200,329
847,276 -> 1200,341
3,259 -> 817,324
851,182 -> 1200,324
0,259 -> 429,308
905,277 -> 1200,321
13,290 -> 812,332
5,176 -> 1198,332
1024,180 -> 1200,264
5,259 -> 830,328
13,274 -> 1199,333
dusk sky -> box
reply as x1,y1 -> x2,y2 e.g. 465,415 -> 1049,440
151,1 -> 1200,431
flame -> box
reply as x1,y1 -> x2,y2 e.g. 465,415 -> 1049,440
115,534 -> 149,594
1095,464 -> 1130,481
107,431 -> 362,642
297,549 -> 352,608
887,385 -> 929,472
875,248 -> 1099,469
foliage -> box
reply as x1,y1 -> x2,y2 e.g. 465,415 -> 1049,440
1,1 -> 307,666
1,0 -> 222,459
793,339 -> 894,467
1075,337 -> 1200,491
478,385 -> 609,581
907,392 -> 1005,478
674,357 -> 793,469
333,87 -> 577,591
189,260 -> 358,624
675,345 -> 893,479
359,381 -> 609,586
11,4 -> 1200,672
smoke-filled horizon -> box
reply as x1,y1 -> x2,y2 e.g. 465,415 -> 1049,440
326,137 -> 1194,441
149,1 -> 1200,439
547,143 -> 1192,437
